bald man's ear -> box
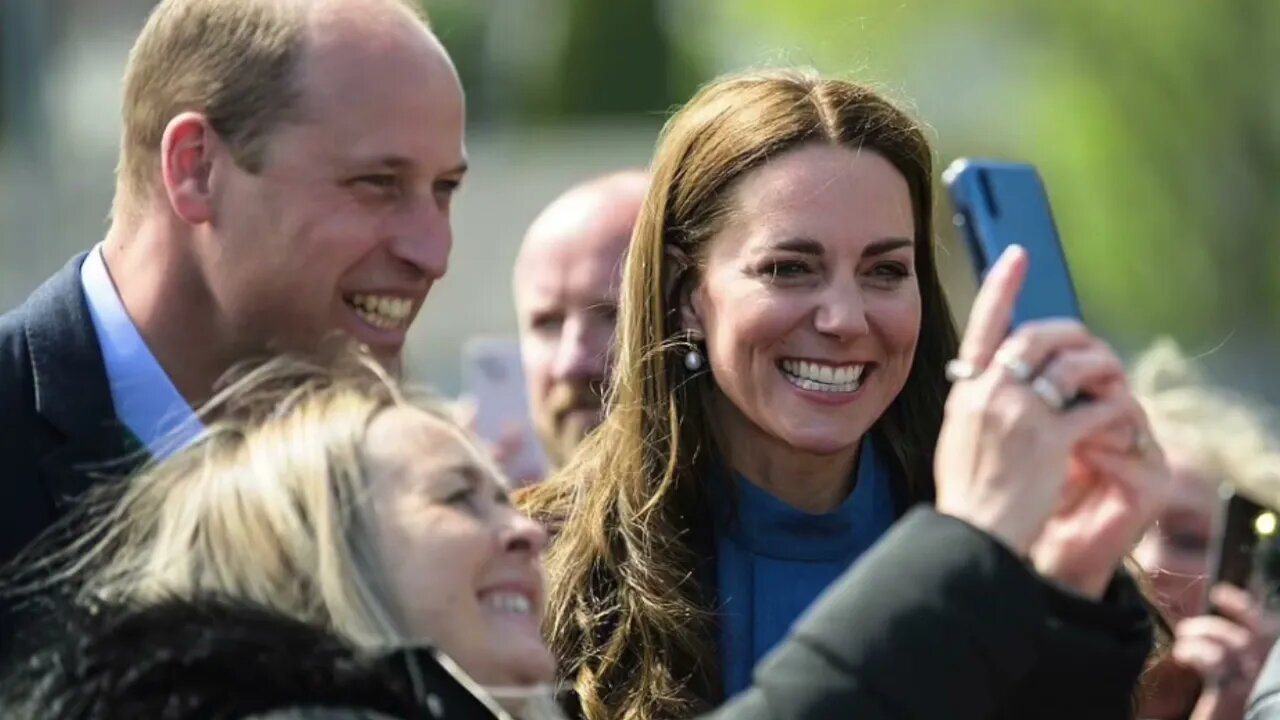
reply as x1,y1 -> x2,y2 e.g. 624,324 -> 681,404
160,112 -> 217,226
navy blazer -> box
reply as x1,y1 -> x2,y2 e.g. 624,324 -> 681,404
0,253 -> 141,567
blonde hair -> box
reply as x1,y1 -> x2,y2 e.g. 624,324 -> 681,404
34,353 -> 441,648
113,0 -> 428,222
9,351 -> 564,719
1132,338 -> 1280,506
518,68 -> 958,719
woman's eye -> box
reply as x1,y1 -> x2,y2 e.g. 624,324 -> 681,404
873,262 -> 910,278
443,487 -> 475,506
530,313 -> 565,335
762,260 -> 810,280
1167,532 -> 1208,554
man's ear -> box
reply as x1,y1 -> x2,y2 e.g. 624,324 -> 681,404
666,246 -> 705,338
159,112 -> 217,225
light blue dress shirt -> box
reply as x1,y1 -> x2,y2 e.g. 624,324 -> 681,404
80,244 -> 202,458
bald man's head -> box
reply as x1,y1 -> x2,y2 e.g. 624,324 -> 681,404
514,170 -> 648,469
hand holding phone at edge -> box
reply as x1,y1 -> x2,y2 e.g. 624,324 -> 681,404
935,245 -> 1169,598
1176,584 -> 1280,720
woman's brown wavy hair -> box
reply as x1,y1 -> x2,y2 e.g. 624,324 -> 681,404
517,69 -> 960,720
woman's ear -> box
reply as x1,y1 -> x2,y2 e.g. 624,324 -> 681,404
665,246 -> 704,338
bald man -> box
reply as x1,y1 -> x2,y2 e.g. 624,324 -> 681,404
513,171 -> 647,471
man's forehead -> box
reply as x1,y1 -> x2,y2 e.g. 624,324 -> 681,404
518,249 -> 624,310
293,4 -> 463,129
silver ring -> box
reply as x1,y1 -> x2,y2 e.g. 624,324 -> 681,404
945,358 -> 981,382
994,349 -> 1035,382
1030,375 -> 1067,411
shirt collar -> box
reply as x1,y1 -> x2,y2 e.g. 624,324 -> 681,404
80,244 -> 202,459
710,435 -> 896,560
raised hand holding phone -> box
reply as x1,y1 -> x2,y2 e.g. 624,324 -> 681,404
934,246 -> 1135,557
943,158 -> 1170,598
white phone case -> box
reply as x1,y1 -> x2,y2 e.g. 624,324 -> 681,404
460,336 -> 547,485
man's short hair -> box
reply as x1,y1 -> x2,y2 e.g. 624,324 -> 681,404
112,0 -> 428,221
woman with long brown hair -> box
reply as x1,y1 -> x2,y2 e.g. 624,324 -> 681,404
519,68 -> 1163,719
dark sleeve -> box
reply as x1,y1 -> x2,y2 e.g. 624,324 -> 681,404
0,315 -> 53,568
701,508 -> 1048,720
1247,641 -> 1280,720
990,571 -> 1153,720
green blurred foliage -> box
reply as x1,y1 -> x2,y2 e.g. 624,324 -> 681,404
539,0 -> 684,119
419,0 -> 1276,348
703,0 -> 1280,347
425,0 -> 705,124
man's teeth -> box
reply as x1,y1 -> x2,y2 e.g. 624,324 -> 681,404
779,359 -> 866,393
347,294 -> 413,330
483,593 -> 532,615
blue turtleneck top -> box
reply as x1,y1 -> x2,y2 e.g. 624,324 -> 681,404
710,437 -> 897,697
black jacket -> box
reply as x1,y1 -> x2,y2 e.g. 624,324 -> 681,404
703,507 -> 1152,720
0,254 -> 143,663
0,596 -> 506,720
1,510 -> 1150,720
0,253 -> 141,568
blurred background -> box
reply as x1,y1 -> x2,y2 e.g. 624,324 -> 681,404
2,0 -> 1277,400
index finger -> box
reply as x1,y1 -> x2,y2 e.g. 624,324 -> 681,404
958,245 -> 1028,368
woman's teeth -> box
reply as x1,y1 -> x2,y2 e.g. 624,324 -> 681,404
779,359 -> 866,393
346,294 -> 413,330
483,592 -> 532,615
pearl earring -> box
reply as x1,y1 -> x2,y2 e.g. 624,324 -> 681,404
684,348 -> 704,371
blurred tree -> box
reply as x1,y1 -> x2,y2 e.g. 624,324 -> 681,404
422,0 -> 706,125
705,0 -> 1280,348
532,0 -> 703,120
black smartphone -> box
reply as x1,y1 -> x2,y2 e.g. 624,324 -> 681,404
942,159 -> 1083,327
1205,486 -> 1276,613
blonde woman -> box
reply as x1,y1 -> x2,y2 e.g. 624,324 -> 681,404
1131,340 -> 1280,720
7,354 -> 562,720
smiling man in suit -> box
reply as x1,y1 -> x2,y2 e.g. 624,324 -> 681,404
0,0 -> 467,567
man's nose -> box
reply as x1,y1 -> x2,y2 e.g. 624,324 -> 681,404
551,317 -> 607,382
388,199 -> 451,281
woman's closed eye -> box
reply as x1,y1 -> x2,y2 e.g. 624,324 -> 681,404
443,485 -> 477,507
